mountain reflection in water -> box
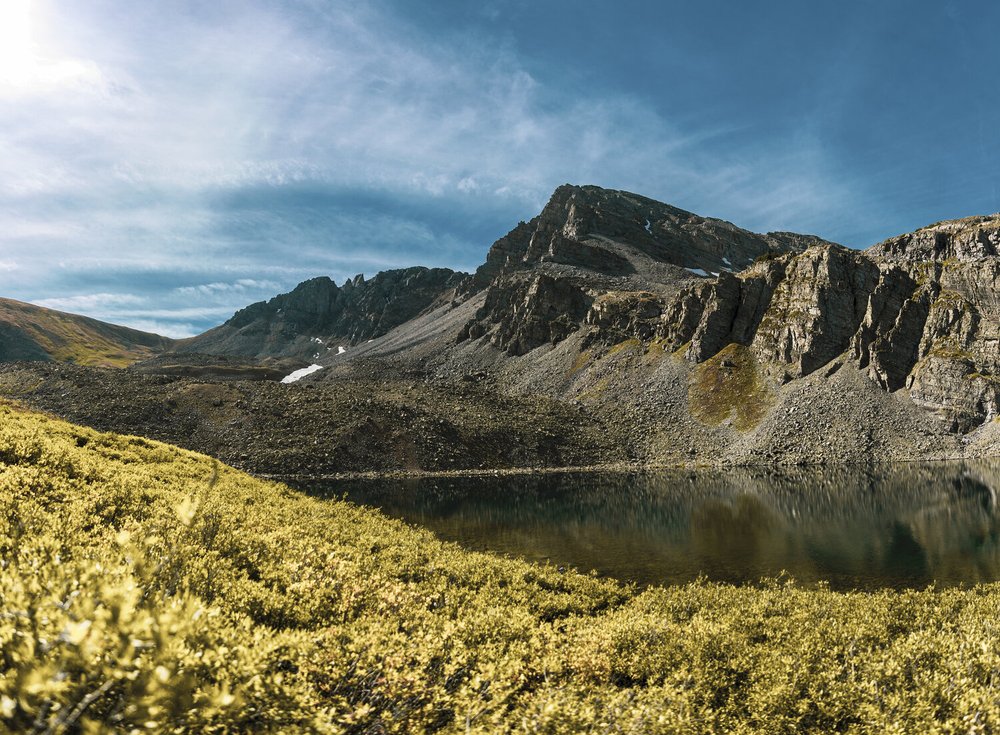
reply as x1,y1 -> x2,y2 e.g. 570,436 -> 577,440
296,462 -> 1000,590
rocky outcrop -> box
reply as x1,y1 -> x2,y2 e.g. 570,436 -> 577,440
177,267 -> 465,360
459,274 -> 590,356
656,246 -> 880,378
636,221 -> 1000,432
871,215 -> 1000,262
583,291 -> 666,344
458,184 -> 830,355
749,246 -> 880,379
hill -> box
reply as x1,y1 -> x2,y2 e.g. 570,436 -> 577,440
4,400 -> 1000,732
0,297 -> 174,366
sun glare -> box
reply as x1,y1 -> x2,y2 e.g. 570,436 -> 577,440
0,0 -> 103,93
0,0 -> 36,86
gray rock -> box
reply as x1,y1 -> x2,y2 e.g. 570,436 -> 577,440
176,267 -> 466,360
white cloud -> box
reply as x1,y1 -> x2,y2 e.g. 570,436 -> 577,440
32,292 -> 145,312
0,0 -> 873,331
175,279 -> 283,297
109,319 -> 200,340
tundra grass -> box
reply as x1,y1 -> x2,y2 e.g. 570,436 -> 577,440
2,401 -> 1000,733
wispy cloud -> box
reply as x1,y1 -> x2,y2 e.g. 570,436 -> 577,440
175,279 -> 283,298
32,292 -> 145,312
4,0 -> 987,334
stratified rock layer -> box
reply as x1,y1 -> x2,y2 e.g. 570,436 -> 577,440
642,218 -> 1000,432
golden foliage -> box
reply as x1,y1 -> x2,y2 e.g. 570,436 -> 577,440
3,402 -> 1000,732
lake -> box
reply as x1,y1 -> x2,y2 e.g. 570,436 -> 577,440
296,461 -> 1000,590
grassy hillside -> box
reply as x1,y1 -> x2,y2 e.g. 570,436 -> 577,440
0,298 -> 174,366
3,401 -> 1000,733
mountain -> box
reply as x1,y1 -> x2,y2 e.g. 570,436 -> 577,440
302,185 -> 1000,464
6,184 -> 1000,473
174,266 -> 466,360
0,298 -> 174,366
456,184 -> 832,355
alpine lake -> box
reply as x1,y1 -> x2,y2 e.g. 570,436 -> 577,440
294,461 -> 1000,591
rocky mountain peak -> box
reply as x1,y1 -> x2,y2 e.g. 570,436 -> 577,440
458,183 -> 836,355
463,184 -> 836,297
869,214 -> 1000,262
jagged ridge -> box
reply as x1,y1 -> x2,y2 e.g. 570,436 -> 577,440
457,184 -> 834,355
176,266 -> 466,360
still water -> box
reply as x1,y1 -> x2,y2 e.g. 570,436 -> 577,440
296,462 -> 1000,590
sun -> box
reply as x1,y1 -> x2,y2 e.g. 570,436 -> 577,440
0,0 -> 37,86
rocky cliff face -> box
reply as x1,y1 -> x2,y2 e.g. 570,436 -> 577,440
458,184 -> 833,355
637,218 -> 1000,433
452,190 -> 1000,436
177,267 -> 465,360
865,217 -> 1000,431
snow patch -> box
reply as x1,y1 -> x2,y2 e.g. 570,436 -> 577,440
722,257 -> 732,266
644,218 -> 652,234
311,337 -> 324,344
337,346 -> 347,354
685,267 -> 711,277
281,364 -> 323,384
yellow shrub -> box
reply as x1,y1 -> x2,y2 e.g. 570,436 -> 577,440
2,402 -> 1000,733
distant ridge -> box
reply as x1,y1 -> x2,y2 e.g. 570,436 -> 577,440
0,298 -> 174,367
175,266 -> 466,360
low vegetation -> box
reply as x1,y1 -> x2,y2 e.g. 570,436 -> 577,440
3,401 -> 1000,733
0,298 -> 172,367
689,343 -> 774,431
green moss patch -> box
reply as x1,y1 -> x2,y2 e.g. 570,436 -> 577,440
689,343 -> 774,430
928,338 -> 975,362
605,337 -> 642,356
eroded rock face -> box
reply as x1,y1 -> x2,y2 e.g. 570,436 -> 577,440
643,220 -> 1000,432
583,291 -> 666,345
657,246 -> 880,379
460,274 -> 590,356
750,246 -> 881,379
907,355 -> 999,432
178,267 -> 466,359
872,215 -> 1000,262
458,184 -> 826,355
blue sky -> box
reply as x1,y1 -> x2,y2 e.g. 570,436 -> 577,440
1,0 -> 998,336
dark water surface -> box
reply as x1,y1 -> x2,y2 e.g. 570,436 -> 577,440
295,462 -> 1000,590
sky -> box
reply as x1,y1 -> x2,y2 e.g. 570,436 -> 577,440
1,0 -> 999,337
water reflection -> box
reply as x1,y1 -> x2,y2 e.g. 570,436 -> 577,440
295,462 -> 1000,590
